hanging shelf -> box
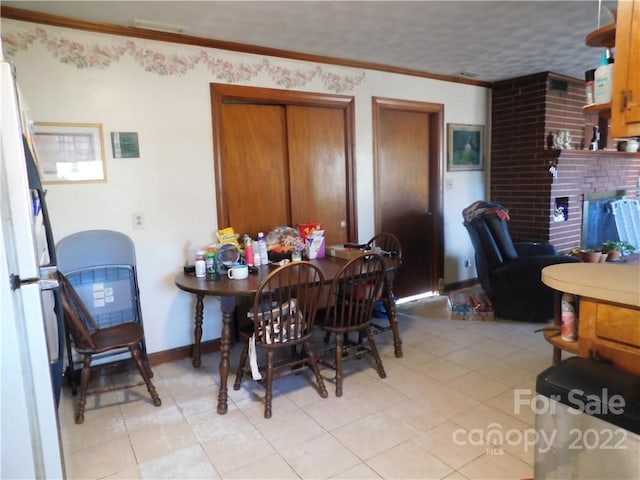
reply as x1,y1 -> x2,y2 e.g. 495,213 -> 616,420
585,23 -> 616,47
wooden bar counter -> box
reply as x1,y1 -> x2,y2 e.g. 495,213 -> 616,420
542,263 -> 640,375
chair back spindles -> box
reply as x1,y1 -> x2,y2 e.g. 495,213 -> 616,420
319,253 -> 387,396
366,232 -> 402,262
235,261 -> 328,417
59,273 -> 98,351
325,254 -> 386,332
57,271 -> 160,424
251,262 -> 324,347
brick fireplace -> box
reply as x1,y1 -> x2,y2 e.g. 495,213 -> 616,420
491,71 -> 640,253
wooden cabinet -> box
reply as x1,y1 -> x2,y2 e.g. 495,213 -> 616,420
587,0 -> 640,138
541,263 -> 640,376
544,297 -> 640,376
577,298 -> 640,376
611,0 -> 640,138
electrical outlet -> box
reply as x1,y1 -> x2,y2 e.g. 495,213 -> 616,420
132,212 -> 145,229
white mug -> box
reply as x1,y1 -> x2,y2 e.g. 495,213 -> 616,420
227,264 -> 249,280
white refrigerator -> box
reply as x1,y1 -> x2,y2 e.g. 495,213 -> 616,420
1,60 -> 65,478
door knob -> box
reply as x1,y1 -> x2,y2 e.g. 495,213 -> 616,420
340,220 -> 347,228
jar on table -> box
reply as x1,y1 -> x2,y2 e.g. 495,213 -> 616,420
561,293 -> 577,342
195,250 -> 206,278
205,245 -> 217,275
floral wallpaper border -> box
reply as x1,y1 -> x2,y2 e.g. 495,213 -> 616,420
1,22 -> 365,93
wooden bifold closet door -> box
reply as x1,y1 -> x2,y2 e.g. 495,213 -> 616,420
219,103 -> 289,236
211,84 -> 356,246
287,105 -> 347,246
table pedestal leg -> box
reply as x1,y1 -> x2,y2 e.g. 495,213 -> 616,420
192,294 -> 204,368
217,296 -> 236,414
382,279 -> 403,358
552,290 -> 562,365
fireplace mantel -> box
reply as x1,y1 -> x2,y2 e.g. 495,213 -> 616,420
543,149 -> 640,160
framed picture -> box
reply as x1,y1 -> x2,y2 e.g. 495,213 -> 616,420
447,123 -> 484,171
32,122 -> 107,183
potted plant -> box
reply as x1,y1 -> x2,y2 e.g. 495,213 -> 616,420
578,248 -> 604,263
601,240 -> 636,261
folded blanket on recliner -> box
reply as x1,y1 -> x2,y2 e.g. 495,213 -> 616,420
463,200 -> 510,223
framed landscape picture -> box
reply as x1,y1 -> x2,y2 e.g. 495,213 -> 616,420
447,123 -> 484,171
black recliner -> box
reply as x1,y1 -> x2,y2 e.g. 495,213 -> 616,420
462,201 -> 580,322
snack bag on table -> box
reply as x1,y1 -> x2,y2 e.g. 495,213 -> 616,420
297,223 -> 325,259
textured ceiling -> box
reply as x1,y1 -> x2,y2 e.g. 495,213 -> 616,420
1,0 -> 619,83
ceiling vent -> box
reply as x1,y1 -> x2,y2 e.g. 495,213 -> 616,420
550,79 -> 569,92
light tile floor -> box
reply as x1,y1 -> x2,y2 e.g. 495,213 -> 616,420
58,296 -> 557,479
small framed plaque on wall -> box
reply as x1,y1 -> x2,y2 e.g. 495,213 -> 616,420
111,132 -> 140,158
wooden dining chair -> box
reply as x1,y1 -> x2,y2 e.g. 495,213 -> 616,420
366,232 -> 402,261
318,253 -> 387,396
322,232 -> 402,340
233,261 -> 328,418
57,229 -> 151,395
58,273 -> 161,424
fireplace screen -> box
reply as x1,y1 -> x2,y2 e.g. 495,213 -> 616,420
610,199 -> 640,252
581,190 -> 625,250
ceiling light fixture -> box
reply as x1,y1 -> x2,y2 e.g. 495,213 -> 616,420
132,19 -> 187,34
458,71 -> 479,78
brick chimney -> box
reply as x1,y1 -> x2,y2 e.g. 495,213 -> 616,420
490,72 -> 640,253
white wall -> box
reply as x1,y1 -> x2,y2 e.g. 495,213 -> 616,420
1,19 -> 490,354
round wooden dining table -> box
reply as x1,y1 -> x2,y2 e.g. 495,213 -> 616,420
175,255 -> 402,414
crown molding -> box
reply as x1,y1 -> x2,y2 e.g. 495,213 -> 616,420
1,6 -> 490,88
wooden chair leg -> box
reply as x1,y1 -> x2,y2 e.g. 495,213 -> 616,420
382,285 -> 403,358
305,343 -> 328,398
75,354 -> 92,424
131,345 -> 161,407
367,330 -> 386,379
234,342 -> 249,390
264,350 -> 274,419
141,338 -> 153,378
142,355 -> 154,379
335,334 -> 343,397
144,358 -> 154,378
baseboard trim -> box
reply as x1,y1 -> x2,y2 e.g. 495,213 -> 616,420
443,278 -> 479,293
148,339 -> 222,366
62,340 -> 225,389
